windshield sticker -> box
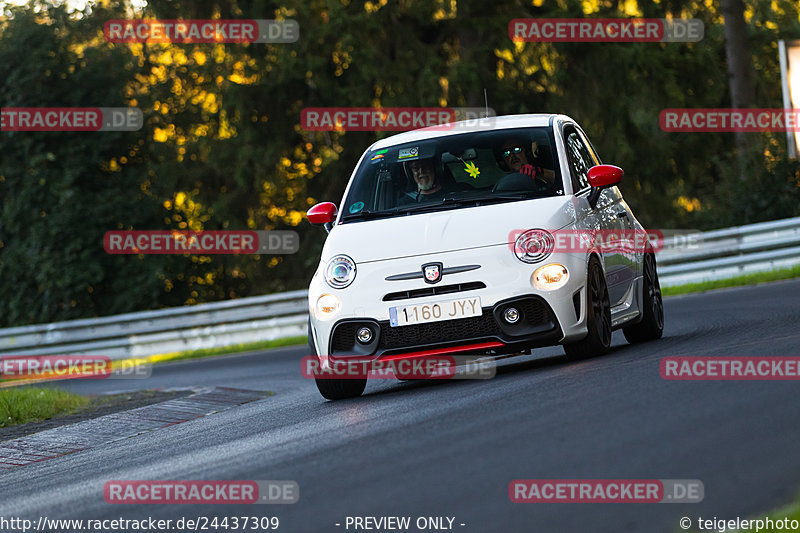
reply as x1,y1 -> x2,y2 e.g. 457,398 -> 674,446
370,148 -> 388,163
349,201 -> 365,213
464,161 -> 481,178
398,147 -> 419,160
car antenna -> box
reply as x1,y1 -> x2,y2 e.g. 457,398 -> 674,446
483,88 -> 489,118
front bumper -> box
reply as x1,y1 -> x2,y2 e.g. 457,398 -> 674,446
326,294 -> 563,361
308,243 -> 591,360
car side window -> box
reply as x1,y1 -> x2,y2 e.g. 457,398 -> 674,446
578,129 -> 602,166
563,127 -> 597,193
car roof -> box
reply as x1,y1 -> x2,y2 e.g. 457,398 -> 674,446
369,113 -> 572,150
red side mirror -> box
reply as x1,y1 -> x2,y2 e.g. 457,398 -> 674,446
307,202 -> 338,225
587,165 -> 624,188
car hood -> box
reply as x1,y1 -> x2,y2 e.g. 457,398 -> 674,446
320,196 -> 581,263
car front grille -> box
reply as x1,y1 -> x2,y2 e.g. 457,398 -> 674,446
378,312 -> 501,351
328,295 -> 557,356
382,281 -> 486,302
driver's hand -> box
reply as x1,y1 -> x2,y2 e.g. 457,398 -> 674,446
520,164 -> 549,187
519,164 -> 550,187
519,164 -> 537,177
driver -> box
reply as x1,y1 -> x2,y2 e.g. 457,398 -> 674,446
499,138 -> 556,189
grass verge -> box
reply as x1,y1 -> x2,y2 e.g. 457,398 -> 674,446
662,264 -> 800,297
151,335 -> 308,365
762,499 -> 800,529
696,494 -> 800,532
0,387 -> 89,428
0,336 -> 309,389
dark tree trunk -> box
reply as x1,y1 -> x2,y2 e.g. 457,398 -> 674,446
721,0 -> 756,181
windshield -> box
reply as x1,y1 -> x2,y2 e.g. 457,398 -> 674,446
340,127 -> 564,222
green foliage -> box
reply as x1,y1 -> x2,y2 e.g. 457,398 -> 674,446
0,386 -> 89,427
0,5 -> 169,325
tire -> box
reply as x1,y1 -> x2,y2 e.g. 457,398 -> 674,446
315,376 -> 367,400
308,320 -> 367,400
623,252 -> 664,344
563,257 -> 612,361
308,318 -> 315,354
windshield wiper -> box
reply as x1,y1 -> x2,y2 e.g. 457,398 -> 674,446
395,192 -> 540,214
463,192 -> 542,202
340,209 -> 398,221
393,197 -> 471,214
342,193 -> 542,220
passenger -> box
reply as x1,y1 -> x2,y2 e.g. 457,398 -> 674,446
399,157 -> 452,203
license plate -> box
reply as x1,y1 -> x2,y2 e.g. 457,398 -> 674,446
389,297 -> 482,327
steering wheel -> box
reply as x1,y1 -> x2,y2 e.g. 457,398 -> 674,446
492,168 -> 550,194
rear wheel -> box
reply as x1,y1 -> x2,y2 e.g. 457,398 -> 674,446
623,252 -> 664,344
563,258 -> 612,361
309,319 -> 367,400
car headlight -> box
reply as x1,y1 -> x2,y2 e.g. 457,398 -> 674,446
325,255 -> 356,289
514,229 -> 554,264
532,263 -> 569,291
316,294 -> 342,319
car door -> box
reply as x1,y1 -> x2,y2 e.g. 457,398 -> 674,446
562,124 -> 628,306
576,125 -> 640,303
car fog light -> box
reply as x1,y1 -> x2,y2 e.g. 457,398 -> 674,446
356,327 -> 373,344
503,307 -> 520,324
532,263 -> 569,291
316,294 -> 341,320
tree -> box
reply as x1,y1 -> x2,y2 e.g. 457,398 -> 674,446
721,0 -> 756,183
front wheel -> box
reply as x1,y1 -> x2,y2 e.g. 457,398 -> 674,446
623,252 -> 664,344
563,257 -> 612,361
315,377 -> 367,400
309,320 -> 367,399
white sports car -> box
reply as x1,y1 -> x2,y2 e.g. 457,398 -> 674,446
306,114 -> 664,400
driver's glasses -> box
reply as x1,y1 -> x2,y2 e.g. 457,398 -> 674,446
503,146 -> 524,158
409,162 -> 431,175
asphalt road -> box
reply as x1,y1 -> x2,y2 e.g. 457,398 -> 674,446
2,279 -> 800,533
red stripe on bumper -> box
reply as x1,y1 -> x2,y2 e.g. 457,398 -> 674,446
380,341 -> 505,361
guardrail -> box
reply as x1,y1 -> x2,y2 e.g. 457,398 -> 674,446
0,290 -> 308,360
1,217 -> 799,359
656,216 -> 800,287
